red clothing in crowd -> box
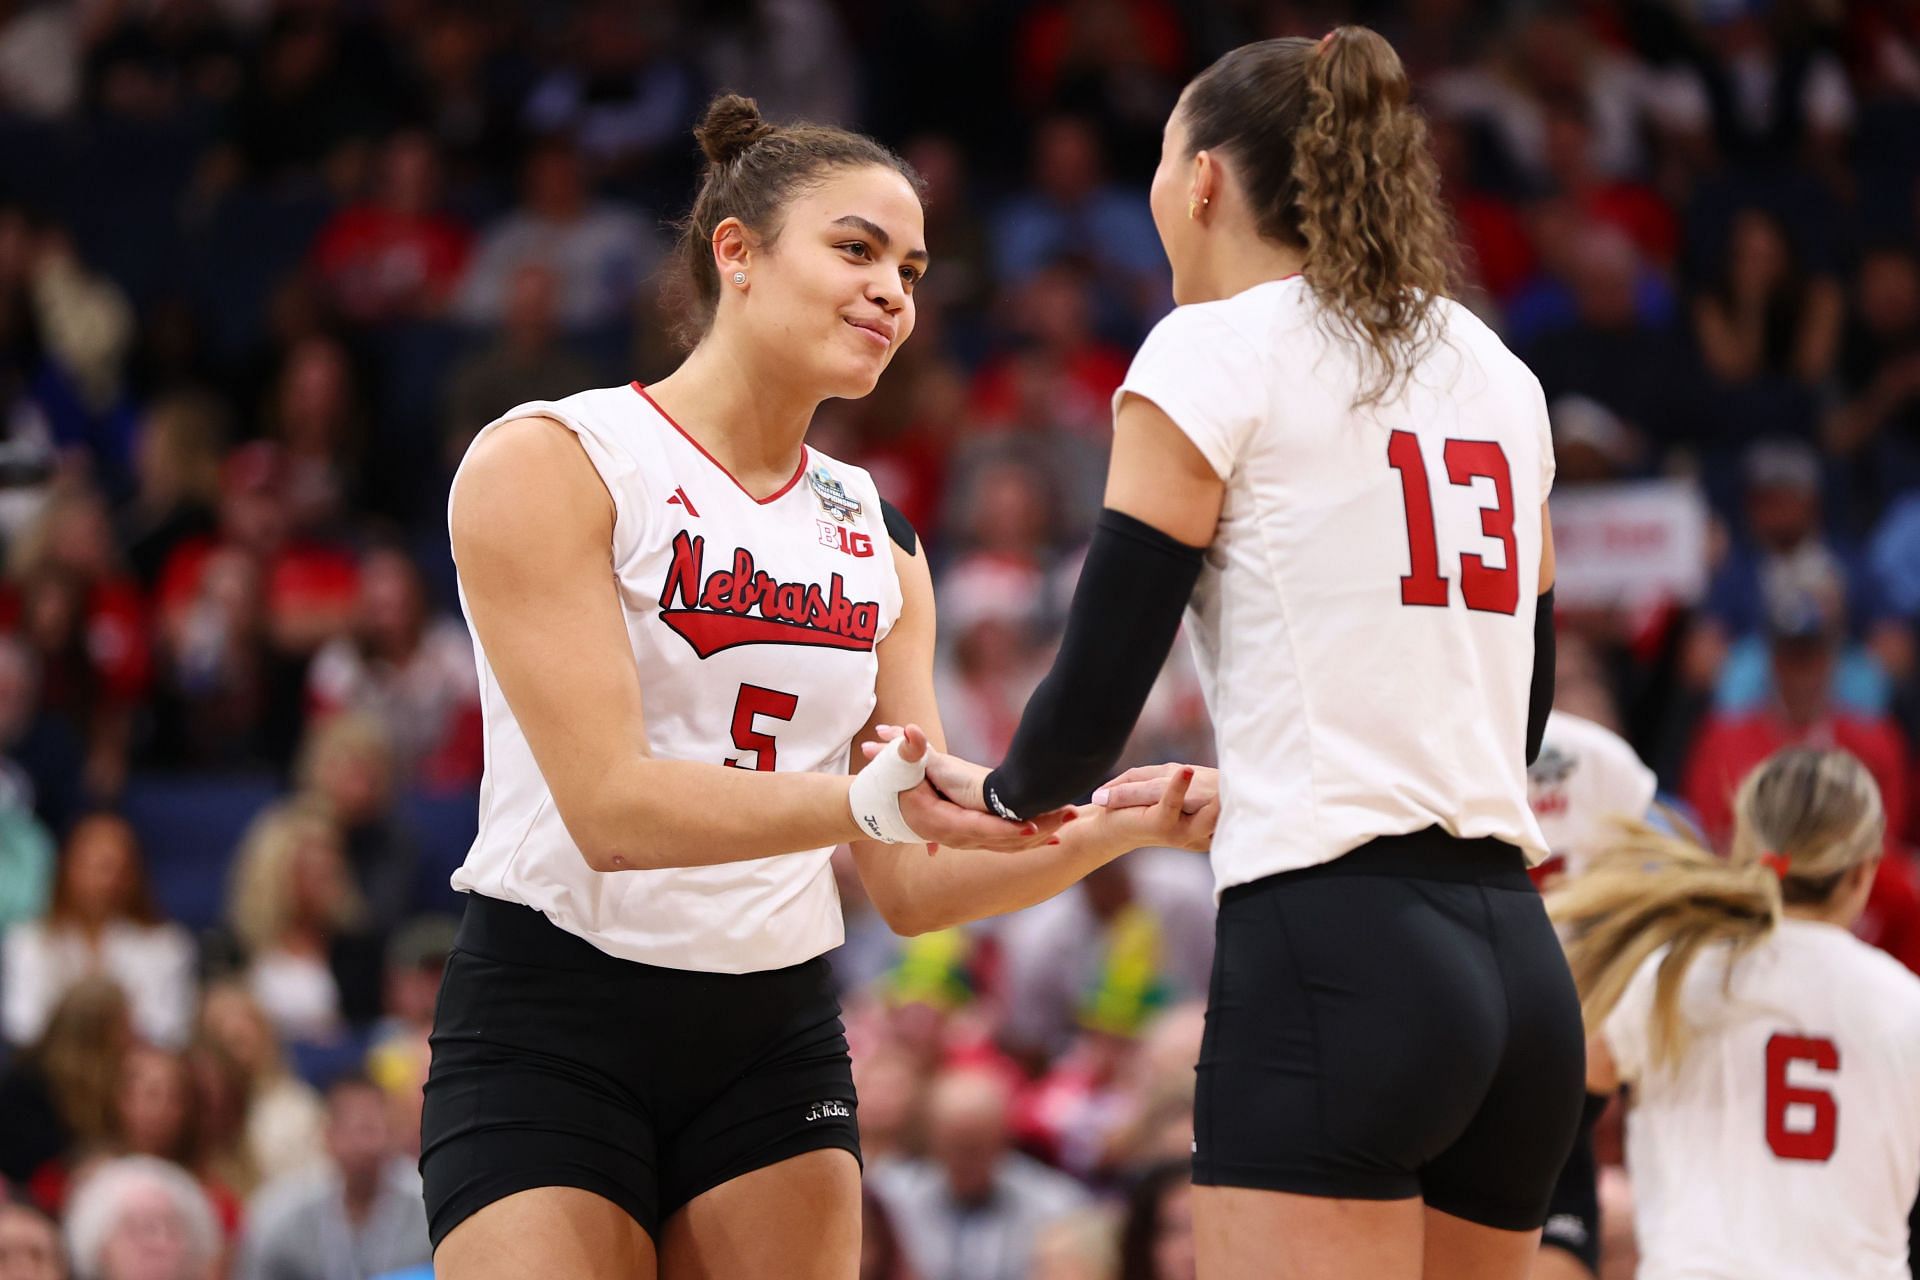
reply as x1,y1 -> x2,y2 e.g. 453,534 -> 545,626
310,206 -> 472,324
1685,709 -> 1920,973
0,577 -> 151,707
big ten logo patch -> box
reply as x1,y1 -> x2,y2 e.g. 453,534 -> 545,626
819,521 -> 874,558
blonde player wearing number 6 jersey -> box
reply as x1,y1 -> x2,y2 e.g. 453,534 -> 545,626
1553,748 -> 1920,1280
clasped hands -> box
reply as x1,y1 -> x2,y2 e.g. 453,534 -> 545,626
859,723 -> 1219,854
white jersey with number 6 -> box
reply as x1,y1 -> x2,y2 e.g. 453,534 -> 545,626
447,383 -> 902,973
1604,919 -> 1920,1279
1116,276 -> 1553,895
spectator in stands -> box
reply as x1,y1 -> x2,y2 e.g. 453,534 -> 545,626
1690,440 -> 1911,714
932,557 -> 1049,765
1692,207 -> 1843,387
308,131 -> 471,327
454,135 -> 659,334
153,443 -> 358,769
858,1186 -> 912,1280
293,712 -> 419,935
968,263 -> 1131,441
1522,221 -> 1693,450
61,1155 -> 219,1280
0,1198 -> 65,1280
2,815 -> 194,1050
1828,243 -> 1920,519
5,482 -> 152,800
991,114 -> 1167,327
117,394 -> 225,591
1089,1002 -> 1205,1180
224,802 -> 368,1047
236,1072 -> 431,1280
194,984 -> 324,1191
261,335 -> 365,540
442,264 -> 598,461
996,855 -> 1213,1065
362,915 -> 455,1162
870,1067 -> 1090,1280
1117,1159 -> 1195,1280
0,978 -> 131,1194
106,1047 -> 242,1239
306,547 -> 481,791
519,3 -> 699,185
0,640 -> 57,928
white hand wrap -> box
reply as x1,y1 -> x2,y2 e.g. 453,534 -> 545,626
849,737 -> 928,844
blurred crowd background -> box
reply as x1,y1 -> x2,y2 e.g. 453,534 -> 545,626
0,0 -> 1915,1278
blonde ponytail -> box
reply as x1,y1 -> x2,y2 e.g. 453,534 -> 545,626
1549,748 -> 1884,1069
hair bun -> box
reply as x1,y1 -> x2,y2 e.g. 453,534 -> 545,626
695,93 -> 776,166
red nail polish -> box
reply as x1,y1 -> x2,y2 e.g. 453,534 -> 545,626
1047,838 -> 1061,846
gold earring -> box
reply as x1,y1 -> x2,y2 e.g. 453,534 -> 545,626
1188,197 -> 1208,221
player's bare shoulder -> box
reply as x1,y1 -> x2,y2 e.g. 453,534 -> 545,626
452,414 -> 613,555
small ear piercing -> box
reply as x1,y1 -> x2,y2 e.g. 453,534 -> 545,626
1188,196 -> 1210,221
732,271 -> 747,285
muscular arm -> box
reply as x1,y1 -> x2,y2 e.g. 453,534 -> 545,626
849,531 -> 1211,937
451,418 -> 1036,873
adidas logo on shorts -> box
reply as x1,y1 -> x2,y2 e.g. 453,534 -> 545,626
805,1100 -> 852,1122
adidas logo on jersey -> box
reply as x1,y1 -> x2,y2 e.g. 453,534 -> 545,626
666,486 -> 700,517
658,530 -> 881,658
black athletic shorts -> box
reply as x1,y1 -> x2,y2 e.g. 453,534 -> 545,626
1193,828 -> 1587,1231
1539,1093 -> 1608,1273
419,894 -> 860,1247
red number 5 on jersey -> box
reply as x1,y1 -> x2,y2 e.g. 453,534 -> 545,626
1387,431 -> 1519,615
1765,1033 -> 1839,1162
724,684 -> 799,771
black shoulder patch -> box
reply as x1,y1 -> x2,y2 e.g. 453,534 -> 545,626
880,498 -> 918,556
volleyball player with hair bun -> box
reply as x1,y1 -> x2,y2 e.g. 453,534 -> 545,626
422,94 -> 1214,1280
889,26 -> 1584,1279
1554,747 -> 1920,1279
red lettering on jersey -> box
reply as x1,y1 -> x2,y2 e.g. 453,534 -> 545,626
658,530 -> 881,658
1765,1033 -> 1839,1162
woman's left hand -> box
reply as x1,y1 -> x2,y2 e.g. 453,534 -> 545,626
1086,766 -> 1218,853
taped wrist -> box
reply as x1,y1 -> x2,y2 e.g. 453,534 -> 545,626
849,737 -> 927,844
983,509 -> 1204,819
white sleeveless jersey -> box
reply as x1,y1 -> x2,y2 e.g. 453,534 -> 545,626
447,383 -> 902,972
1529,710 -> 1659,879
1117,277 -> 1552,894
1605,920 -> 1920,1279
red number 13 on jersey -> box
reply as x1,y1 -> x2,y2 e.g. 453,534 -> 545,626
1387,431 -> 1519,615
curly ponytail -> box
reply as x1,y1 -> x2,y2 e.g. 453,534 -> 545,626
1180,29 -> 1459,405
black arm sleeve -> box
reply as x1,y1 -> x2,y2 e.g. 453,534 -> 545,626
1528,586 -> 1555,766
981,509 -> 1204,820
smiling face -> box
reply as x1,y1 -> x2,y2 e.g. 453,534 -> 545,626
721,164 -> 927,401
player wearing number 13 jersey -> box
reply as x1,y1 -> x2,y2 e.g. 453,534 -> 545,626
914,27 -> 1586,1280
1555,748 -> 1920,1280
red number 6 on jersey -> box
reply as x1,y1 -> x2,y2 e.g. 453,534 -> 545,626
1387,431 -> 1520,615
1765,1033 -> 1839,1162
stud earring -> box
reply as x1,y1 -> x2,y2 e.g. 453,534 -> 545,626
1188,197 -> 1209,221
733,271 -> 747,285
